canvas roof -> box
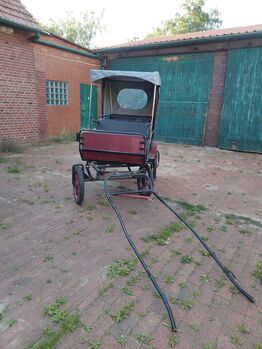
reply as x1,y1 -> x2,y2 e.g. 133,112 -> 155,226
90,69 -> 161,86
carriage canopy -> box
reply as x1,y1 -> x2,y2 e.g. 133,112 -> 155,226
90,69 -> 161,119
90,69 -> 161,86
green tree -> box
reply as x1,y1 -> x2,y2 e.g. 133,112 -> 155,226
149,0 -> 222,37
42,11 -> 103,48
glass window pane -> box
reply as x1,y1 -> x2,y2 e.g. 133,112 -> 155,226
46,80 -> 68,105
117,89 -> 148,110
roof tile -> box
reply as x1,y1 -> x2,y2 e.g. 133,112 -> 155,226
98,24 -> 262,51
0,0 -> 42,31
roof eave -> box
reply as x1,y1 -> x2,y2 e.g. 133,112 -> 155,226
0,17 -> 47,35
96,31 -> 262,54
30,34 -> 102,60
46,32 -> 102,57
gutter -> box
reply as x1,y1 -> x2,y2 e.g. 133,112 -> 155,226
0,17 -> 47,35
30,33 -> 102,60
96,31 -> 262,54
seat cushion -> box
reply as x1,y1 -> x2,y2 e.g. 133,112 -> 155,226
97,118 -> 150,136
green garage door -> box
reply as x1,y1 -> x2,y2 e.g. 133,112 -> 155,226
219,47 -> 262,153
80,83 -> 98,129
111,53 -> 213,145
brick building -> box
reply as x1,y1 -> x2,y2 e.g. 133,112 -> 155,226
98,26 -> 262,153
1,0 -> 261,152
33,34 -> 101,137
0,0 -> 101,143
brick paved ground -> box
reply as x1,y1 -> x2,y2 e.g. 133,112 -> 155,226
0,143 -> 261,349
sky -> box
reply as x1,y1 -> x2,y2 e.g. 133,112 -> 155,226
22,0 -> 262,48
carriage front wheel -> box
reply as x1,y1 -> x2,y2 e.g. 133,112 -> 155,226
72,165 -> 85,205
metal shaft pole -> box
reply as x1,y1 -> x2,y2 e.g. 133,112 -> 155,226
104,176 -> 177,332
153,191 -> 255,303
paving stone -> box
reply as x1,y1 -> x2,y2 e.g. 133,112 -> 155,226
217,334 -> 236,349
0,142 -> 261,348
110,313 -> 140,337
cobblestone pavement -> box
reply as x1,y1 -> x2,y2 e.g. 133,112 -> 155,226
0,143 -> 261,349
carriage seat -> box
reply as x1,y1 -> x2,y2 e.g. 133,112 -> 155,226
96,117 -> 151,137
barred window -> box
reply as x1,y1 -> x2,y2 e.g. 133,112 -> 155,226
46,80 -> 68,106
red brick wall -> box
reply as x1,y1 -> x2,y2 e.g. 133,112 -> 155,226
204,51 -> 227,146
0,29 -> 40,143
34,42 -> 101,136
36,71 -> 48,137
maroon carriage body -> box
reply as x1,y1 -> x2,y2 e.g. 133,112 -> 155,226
79,130 -> 146,165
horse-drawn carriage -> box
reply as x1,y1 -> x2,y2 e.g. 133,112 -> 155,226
72,69 -> 160,204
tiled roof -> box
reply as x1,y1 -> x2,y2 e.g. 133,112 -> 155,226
97,24 -> 262,51
0,0 -> 42,31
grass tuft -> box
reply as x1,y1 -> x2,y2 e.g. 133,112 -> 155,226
252,260 -> 262,280
225,213 -> 262,228
199,249 -> 210,257
179,297 -> 195,310
7,166 -> 21,174
180,255 -> 193,264
128,209 -> 138,215
239,229 -> 252,236
0,140 -> 24,153
117,335 -> 128,346
170,249 -> 182,257
0,155 -> 9,163
143,222 -> 184,246
122,286 -> 133,296
107,259 -> 137,279
176,201 -> 207,219
200,274 -> 210,283
106,224 -> 116,233
230,336 -> 242,347
126,271 -> 144,287
190,324 -> 200,332
0,223 -> 11,230
168,334 -> 177,347
33,131 -> 75,146
28,297 -> 82,349
192,289 -> 201,297
109,302 -> 134,323
229,285 -> 240,295
171,296 -> 195,310
81,338 -> 101,348
237,323 -> 250,334
98,281 -> 115,296
136,333 -> 152,345
165,274 -> 176,284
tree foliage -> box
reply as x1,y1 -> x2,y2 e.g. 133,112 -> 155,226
42,11 -> 103,48
149,0 -> 222,37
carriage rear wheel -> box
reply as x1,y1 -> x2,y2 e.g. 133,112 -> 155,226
152,150 -> 160,179
137,167 -> 153,196
73,166 -> 85,205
